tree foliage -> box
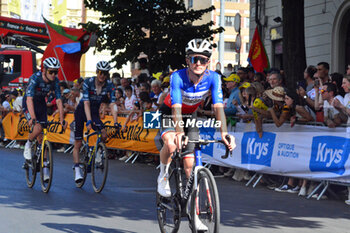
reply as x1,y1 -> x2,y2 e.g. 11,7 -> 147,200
83,0 -> 223,73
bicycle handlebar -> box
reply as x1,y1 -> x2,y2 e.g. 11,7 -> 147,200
185,135 -> 232,159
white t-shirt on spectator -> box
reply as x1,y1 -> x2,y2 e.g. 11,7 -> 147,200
323,95 -> 343,120
124,95 -> 137,110
13,96 -> 23,112
343,93 -> 350,133
2,100 -> 10,110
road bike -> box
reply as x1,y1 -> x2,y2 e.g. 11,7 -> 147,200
75,123 -> 120,193
156,136 -> 231,233
24,120 -> 65,193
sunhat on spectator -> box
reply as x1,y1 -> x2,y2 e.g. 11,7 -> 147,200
162,76 -> 170,84
264,86 -> 285,101
223,74 -> 240,83
63,89 -> 70,94
239,82 -> 251,90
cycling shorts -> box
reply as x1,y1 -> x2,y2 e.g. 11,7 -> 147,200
74,104 -> 103,140
159,103 -> 199,156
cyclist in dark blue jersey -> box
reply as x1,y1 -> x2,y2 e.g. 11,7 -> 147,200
22,57 -> 66,181
72,61 -> 118,183
157,39 -> 236,198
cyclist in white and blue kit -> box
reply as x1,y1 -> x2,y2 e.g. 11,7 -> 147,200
157,39 -> 236,230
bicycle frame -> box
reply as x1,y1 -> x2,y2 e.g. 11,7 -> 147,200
39,127 -> 48,169
85,130 -> 102,166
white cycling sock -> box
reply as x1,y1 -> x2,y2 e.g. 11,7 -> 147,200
159,162 -> 170,177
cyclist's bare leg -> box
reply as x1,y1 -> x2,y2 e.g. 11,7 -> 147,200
73,140 -> 82,164
159,132 -> 176,175
29,123 -> 42,142
183,156 -> 194,178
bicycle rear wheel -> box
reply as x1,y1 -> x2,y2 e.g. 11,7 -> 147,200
75,145 -> 88,188
190,167 -> 220,233
25,141 -> 38,188
40,141 -> 53,193
91,142 -> 108,193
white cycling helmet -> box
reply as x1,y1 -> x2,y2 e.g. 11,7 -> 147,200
185,39 -> 212,57
96,61 -> 112,71
43,57 -> 61,69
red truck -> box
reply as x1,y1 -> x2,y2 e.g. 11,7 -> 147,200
0,16 -> 94,87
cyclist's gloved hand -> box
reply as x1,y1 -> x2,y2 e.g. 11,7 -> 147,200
175,132 -> 187,152
222,133 -> 236,151
86,120 -> 93,131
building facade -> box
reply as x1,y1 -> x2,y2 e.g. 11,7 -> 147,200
187,0 -> 250,72
250,0 -> 350,74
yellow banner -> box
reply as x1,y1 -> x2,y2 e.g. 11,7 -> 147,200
2,113 -> 160,154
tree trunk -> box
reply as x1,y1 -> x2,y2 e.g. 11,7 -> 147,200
282,0 -> 306,90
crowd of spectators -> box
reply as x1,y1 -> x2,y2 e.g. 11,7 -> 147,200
215,62 -> 350,204
0,59 -> 349,204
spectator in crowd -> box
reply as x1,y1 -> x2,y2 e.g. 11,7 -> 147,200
297,65 -> 317,118
235,86 -> 255,122
334,74 -> 350,129
120,78 -> 130,91
237,67 -> 249,83
140,82 -> 151,94
124,86 -> 137,111
247,66 -> 255,82
346,64 -> 350,75
150,79 -> 162,109
157,76 -> 170,106
320,82 -> 344,128
138,57 -> 150,77
2,92 -> 12,111
268,71 -> 283,89
223,63 -> 233,77
12,90 -> 23,112
253,72 -> 268,89
224,74 -> 241,116
331,72 -> 345,97
316,62 -> 331,85
115,88 -> 125,111
251,82 -> 265,98
266,67 -> 280,84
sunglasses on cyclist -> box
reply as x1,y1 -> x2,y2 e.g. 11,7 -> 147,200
98,70 -> 109,76
47,70 -> 58,75
189,56 -> 209,65
320,89 -> 328,93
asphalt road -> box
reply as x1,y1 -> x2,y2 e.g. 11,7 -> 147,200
0,147 -> 349,233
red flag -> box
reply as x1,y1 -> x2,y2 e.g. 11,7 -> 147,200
248,27 -> 270,73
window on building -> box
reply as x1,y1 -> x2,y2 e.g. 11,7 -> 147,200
245,43 -> 250,53
244,17 -> 249,28
225,16 -> 235,27
188,0 -> 193,8
224,42 -> 235,52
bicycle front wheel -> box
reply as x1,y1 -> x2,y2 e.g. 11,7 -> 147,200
91,142 -> 108,193
40,141 -> 53,193
25,141 -> 38,188
190,167 -> 220,233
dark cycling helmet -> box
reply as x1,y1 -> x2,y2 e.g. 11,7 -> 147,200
96,61 -> 112,71
43,57 -> 61,69
185,39 -> 212,57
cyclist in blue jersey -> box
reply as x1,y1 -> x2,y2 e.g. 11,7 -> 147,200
158,39 -> 236,194
22,57 -> 67,181
72,61 -> 119,183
